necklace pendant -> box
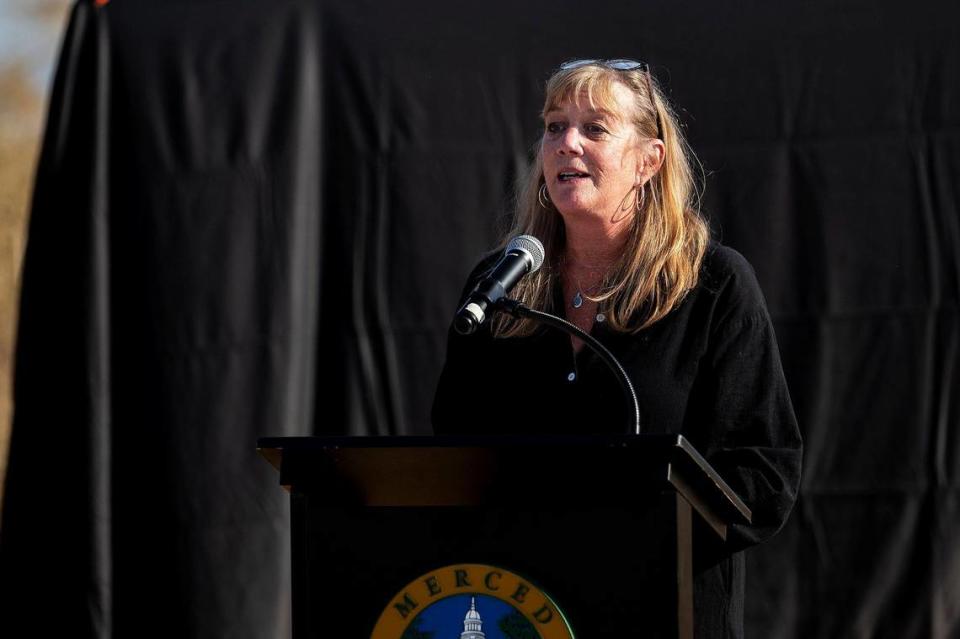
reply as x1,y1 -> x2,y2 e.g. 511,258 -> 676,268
572,290 -> 583,308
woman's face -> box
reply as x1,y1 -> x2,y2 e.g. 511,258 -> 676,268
541,83 -> 644,226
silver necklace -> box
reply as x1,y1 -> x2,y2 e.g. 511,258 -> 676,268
571,281 -> 602,308
566,259 -> 608,309
572,290 -> 584,308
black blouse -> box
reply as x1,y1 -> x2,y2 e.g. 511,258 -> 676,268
432,243 -> 802,638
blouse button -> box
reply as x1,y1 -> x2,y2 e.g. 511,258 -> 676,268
566,371 -> 576,382
596,313 -> 606,323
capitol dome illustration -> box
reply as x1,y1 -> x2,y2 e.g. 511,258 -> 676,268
459,596 -> 485,639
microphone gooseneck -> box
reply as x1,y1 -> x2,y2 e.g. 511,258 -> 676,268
497,299 -> 642,435
449,235 -> 641,435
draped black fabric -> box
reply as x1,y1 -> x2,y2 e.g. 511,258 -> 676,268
1,0 -> 958,637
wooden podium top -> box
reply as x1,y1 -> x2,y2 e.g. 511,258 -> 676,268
258,434 -> 750,539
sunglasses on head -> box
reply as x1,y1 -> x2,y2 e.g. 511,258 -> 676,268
558,59 -> 662,139
560,58 -> 648,72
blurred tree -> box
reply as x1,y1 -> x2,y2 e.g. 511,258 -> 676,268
498,610 -> 540,639
0,0 -> 72,516
400,617 -> 435,639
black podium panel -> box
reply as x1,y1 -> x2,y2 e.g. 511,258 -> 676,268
295,498 -> 689,637
260,435 -> 749,638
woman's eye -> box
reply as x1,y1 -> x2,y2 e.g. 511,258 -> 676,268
585,123 -> 608,135
546,122 -> 565,134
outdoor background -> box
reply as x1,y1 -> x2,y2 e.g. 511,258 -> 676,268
0,0 -> 72,510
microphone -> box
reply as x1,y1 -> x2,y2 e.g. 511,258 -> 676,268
454,235 -> 545,335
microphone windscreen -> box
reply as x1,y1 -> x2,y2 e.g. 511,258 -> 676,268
507,235 -> 545,272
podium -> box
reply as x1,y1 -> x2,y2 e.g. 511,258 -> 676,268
258,434 -> 750,638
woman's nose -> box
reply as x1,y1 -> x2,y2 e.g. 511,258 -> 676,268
558,127 -> 583,155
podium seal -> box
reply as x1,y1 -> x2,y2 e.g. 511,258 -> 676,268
371,563 -> 575,638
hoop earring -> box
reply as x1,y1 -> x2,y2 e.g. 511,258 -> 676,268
538,183 -> 552,209
635,184 -> 646,211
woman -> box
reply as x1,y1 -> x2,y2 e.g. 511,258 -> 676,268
432,59 -> 801,638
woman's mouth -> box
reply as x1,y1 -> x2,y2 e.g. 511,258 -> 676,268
558,171 -> 590,182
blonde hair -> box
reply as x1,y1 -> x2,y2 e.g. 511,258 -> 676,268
492,62 -> 709,337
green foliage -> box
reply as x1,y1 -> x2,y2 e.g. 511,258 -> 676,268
400,616 -> 434,639
498,610 -> 540,639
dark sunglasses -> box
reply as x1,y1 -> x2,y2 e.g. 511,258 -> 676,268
558,59 -> 662,139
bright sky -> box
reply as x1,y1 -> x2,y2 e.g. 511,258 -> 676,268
0,0 -> 72,91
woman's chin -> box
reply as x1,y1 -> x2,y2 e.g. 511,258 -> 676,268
555,201 -> 606,225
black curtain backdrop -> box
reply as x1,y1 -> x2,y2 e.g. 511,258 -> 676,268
1,0 -> 958,637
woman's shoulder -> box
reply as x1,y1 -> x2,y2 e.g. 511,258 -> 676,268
701,242 -> 756,281
469,249 -> 503,278
698,242 -> 771,325
455,250 -> 504,301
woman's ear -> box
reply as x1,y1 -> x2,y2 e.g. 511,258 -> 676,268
637,139 -> 666,184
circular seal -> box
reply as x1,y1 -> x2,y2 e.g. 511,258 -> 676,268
371,563 -> 575,639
